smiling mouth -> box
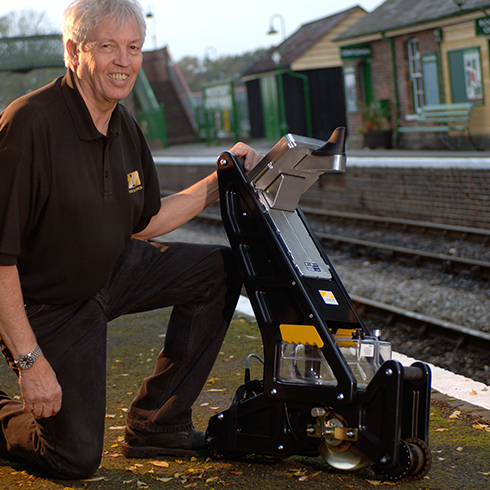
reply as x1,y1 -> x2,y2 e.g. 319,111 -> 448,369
109,73 -> 129,80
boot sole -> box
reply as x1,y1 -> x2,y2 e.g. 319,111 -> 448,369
121,441 -> 209,458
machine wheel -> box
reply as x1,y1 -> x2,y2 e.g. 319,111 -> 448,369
405,438 -> 431,480
372,438 -> 431,481
317,413 -> 371,471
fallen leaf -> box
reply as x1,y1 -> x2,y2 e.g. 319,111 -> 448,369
151,461 -> 169,467
154,477 -> 173,482
470,389 -> 477,395
449,411 -> 461,419
456,447 -> 464,451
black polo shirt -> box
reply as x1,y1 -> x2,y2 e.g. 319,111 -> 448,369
0,70 -> 161,304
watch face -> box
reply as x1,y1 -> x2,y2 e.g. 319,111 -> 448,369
19,354 -> 35,370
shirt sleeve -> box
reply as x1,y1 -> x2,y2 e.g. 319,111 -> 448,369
0,109 -> 49,265
130,123 -> 162,235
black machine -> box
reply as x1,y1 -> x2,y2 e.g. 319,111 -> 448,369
205,129 -> 432,480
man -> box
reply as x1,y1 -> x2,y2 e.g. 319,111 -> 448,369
0,0 -> 261,479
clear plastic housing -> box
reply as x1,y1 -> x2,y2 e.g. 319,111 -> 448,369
277,334 -> 392,388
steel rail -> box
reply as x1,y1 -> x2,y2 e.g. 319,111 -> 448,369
351,294 -> 490,351
300,206 -> 490,241
315,231 -> 490,279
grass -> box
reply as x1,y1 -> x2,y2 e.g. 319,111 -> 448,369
1,308 -> 490,489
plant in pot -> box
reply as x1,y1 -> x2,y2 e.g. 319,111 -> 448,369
358,100 -> 393,148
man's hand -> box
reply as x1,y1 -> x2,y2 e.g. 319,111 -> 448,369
228,142 -> 264,173
19,354 -> 62,418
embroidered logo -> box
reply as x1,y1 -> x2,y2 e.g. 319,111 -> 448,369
127,171 -> 143,193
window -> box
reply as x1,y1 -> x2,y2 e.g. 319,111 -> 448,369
408,38 -> 424,111
422,53 -> 441,105
448,47 -> 483,103
343,66 -> 358,112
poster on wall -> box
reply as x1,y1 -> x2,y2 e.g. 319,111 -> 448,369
463,49 -> 483,102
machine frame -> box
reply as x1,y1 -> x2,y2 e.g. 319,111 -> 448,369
205,130 -> 432,480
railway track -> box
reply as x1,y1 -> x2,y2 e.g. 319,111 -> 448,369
171,204 -> 490,379
302,207 -> 490,282
351,294 -> 490,354
189,203 -> 490,282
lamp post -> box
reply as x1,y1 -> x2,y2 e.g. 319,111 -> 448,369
145,5 -> 156,50
267,14 -> 286,41
452,0 -> 466,8
204,46 -> 218,62
271,50 -> 288,136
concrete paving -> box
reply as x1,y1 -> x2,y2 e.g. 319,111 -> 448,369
152,138 -> 490,159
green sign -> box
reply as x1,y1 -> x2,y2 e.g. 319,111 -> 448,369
340,44 -> 372,59
203,81 -> 234,111
475,16 -> 490,36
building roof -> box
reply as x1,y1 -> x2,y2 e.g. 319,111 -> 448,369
242,6 -> 360,77
336,0 -> 490,41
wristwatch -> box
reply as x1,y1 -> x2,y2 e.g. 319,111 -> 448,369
14,345 -> 43,370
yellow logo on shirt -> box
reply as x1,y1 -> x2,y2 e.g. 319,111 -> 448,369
127,171 -> 143,193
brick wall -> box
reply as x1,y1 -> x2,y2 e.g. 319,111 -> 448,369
305,166 -> 490,229
157,164 -> 490,230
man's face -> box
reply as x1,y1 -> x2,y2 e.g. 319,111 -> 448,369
75,18 -> 143,110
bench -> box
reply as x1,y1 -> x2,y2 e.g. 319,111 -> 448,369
397,102 -> 477,149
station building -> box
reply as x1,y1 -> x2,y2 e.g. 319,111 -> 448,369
335,0 -> 490,150
241,6 -> 367,143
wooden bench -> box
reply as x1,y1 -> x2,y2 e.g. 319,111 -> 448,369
397,103 -> 477,149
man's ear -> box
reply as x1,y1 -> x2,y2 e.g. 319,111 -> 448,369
66,39 -> 79,66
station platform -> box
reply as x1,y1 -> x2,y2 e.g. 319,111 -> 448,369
152,139 -> 490,169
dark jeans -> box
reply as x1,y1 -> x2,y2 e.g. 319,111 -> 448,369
0,239 -> 241,479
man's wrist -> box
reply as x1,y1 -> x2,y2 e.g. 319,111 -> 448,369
14,345 -> 43,370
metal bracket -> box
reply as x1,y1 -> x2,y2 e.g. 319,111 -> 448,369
307,407 -> 358,442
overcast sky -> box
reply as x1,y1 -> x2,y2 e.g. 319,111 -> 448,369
0,0 -> 385,60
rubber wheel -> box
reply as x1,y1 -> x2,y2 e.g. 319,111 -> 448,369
318,439 -> 371,470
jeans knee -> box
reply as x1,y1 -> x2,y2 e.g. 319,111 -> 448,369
51,452 -> 101,480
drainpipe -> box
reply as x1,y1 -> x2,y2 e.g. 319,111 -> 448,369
382,33 -> 401,147
434,28 -> 446,104
287,69 -> 313,137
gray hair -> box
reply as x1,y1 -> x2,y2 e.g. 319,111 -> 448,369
62,0 -> 146,68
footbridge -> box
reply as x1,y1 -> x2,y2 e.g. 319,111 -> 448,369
0,34 -> 166,145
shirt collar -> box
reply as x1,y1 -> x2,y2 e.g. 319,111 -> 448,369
61,69 -> 121,141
